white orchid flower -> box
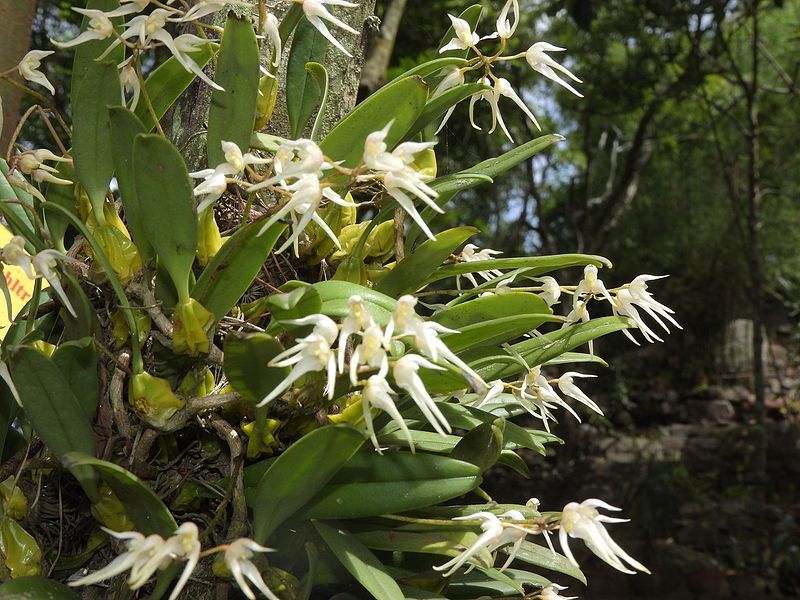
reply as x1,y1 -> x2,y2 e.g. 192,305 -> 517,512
574,264 -> 613,308
439,14 -> 480,53
119,60 -> 142,110
17,50 -> 55,95
158,33 -> 224,91
470,77 -> 540,143
179,0 -> 251,22
627,274 -> 681,333
612,289 -> 663,345
264,13 -> 282,67
259,314 -> 339,406
433,67 -> 466,132
559,499 -> 650,574
556,372 -> 603,415
393,354 -> 451,435
68,529 -> 165,589
224,538 -> 279,600
533,275 -> 561,307
539,583 -> 578,600
1,237 -> 35,279
337,295 -> 376,373
495,0 -> 520,40
251,139 -> 326,191
32,250 -> 77,318
526,42 -> 584,97
458,243 -> 503,288
52,9 -> 114,48
434,510 -> 530,576
361,374 -> 412,453
301,0 -> 359,57
349,324 -> 389,385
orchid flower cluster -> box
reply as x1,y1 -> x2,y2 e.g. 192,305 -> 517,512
433,498 -> 648,586
435,0 -> 583,142
261,293 -> 486,452
69,523 -> 279,600
191,123 -> 442,258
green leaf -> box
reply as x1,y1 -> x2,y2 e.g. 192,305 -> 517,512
51,338 -> 99,419
438,5 -> 483,57
450,419 -> 503,472
60,272 -> 101,341
501,540 -> 586,584
321,76 -> 428,167
407,134 -> 564,249
8,347 -> 95,461
287,18 -> 328,138
356,529 -> 480,558
497,449 -> 530,477
223,333 -> 288,404
391,57 -> 469,82
307,62 -> 330,142
0,380 -> 19,462
72,60 -> 120,221
421,316 -> 633,393
376,226 -> 477,297
264,283 -> 322,329
133,134 -> 196,300
108,106 -> 152,261
208,14 -> 260,166
63,453 -> 177,536
405,82 -> 488,139
0,576 -> 80,599
446,568 -> 550,599
301,452 -> 482,519
193,221 -> 286,321
133,44 -> 217,132
314,521 -> 404,600
426,254 -> 611,290
0,160 -> 38,245
441,315 -> 561,353
433,292 -> 550,328
313,280 -> 396,325
70,0 -> 122,99
376,429 -> 460,453
43,159 -> 77,251
253,425 -> 365,543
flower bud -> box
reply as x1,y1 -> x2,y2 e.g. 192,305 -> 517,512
196,207 -> 223,266
111,309 -> 152,349
16,152 -> 41,174
129,371 -> 185,429
89,484 -> 135,532
0,477 -> 27,520
172,298 -> 215,356
0,518 -> 42,578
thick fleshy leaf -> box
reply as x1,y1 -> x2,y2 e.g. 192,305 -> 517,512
321,76 -> 428,167
133,134 -> 196,300
407,134 -> 564,249
421,316 -> 633,392
500,540 -> 586,584
8,346 -> 96,492
376,429 -> 460,453
446,568 -> 550,599
63,454 -> 177,536
287,18 -> 328,138
42,159 -> 76,251
60,272 -> 101,341
392,57 -> 469,82
426,254 -> 611,290
0,576 -> 80,599
0,380 -> 18,462
223,333 -> 288,404
356,529 -> 480,559
376,226 -> 477,297
108,106 -> 152,261
133,44 -> 217,132
441,315 -> 561,353
450,419 -> 503,472
433,292 -> 550,327
314,522 -> 404,600
70,0 -> 122,98
263,283 -> 322,331
253,425 -> 365,543
51,338 -> 99,419
313,280 -> 396,325
301,452 -> 482,519
405,82 -> 488,139
497,449 -> 530,477
438,4 -> 483,58
0,161 -> 39,246
193,221 -> 286,321
72,60 -> 120,221
207,14 -> 260,166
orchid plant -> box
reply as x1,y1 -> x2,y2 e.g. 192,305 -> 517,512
0,0 -> 675,598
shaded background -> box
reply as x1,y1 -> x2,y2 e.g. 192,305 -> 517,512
1,0 -> 798,597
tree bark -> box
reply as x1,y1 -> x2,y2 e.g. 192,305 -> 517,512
0,0 -> 38,151
360,0 -> 408,94
164,0 -> 376,172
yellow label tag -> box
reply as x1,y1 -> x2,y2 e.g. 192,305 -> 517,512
0,224 -> 42,339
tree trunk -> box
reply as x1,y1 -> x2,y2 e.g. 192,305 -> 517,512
0,0 -> 38,151
164,0 -> 376,172
360,0 -> 408,94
